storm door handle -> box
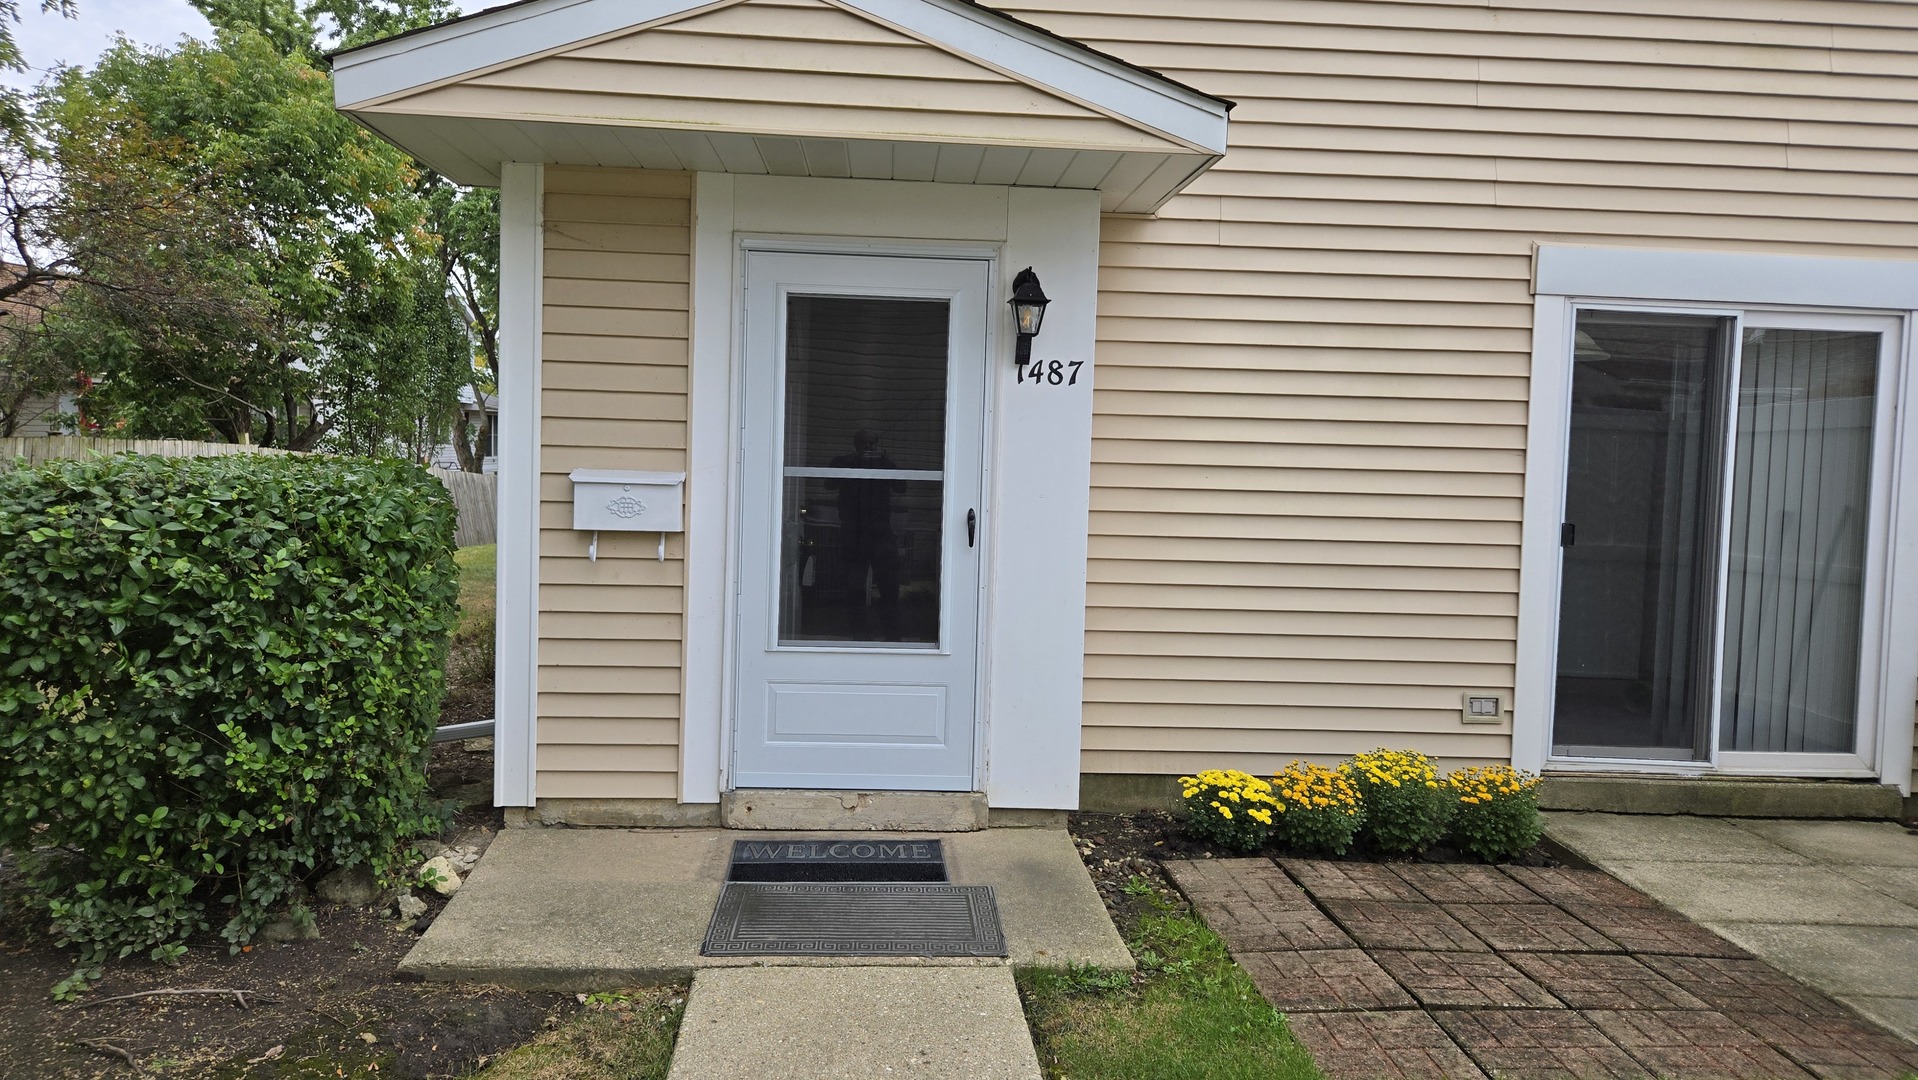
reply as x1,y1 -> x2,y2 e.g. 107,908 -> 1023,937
967,509 -> 976,548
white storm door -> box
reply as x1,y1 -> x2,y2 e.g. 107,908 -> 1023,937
732,251 -> 989,791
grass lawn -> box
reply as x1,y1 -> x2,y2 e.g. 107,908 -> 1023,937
445,544 -> 497,696
454,543 -> 496,636
1020,882 -> 1323,1080
480,988 -> 686,1080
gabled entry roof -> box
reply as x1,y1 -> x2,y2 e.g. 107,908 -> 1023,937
332,0 -> 1230,213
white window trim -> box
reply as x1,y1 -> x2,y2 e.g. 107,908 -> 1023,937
1517,245 -> 1918,795
684,173 -> 1099,808
493,162 -> 543,807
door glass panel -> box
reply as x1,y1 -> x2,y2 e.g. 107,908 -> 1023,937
778,295 -> 948,647
1719,329 -> 1878,753
1553,311 -> 1732,760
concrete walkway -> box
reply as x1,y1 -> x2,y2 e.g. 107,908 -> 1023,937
667,967 -> 1041,1080
401,827 -> 1124,1079
1545,812 -> 1918,1045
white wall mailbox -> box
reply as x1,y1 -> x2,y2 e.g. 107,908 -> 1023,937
569,469 -> 685,561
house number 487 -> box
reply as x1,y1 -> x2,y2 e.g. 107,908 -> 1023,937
1017,359 -> 1084,386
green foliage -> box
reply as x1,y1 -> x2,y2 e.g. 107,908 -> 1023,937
1341,749 -> 1452,858
1268,761 -> 1364,857
3,0 -> 491,462
1445,765 -> 1544,861
0,292 -> 79,437
0,0 -> 76,134
0,453 -> 458,977
37,28 -> 458,453
425,182 -> 502,472
1177,769 -> 1279,854
320,253 -> 469,461
191,0 -> 454,55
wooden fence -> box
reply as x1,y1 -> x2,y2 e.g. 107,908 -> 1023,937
430,468 -> 497,548
3,437 -> 498,549
0,436 -> 285,467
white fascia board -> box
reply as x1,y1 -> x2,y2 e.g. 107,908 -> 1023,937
837,0 -> 1228,156
332,0 -> 1228,159
333,0 -> 734,108
1535,244 -> 1918,311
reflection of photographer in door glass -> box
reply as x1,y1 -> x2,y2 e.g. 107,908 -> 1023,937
829,429 -> 903,640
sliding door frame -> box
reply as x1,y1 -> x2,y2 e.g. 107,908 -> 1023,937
1712,310 -> 1902,777
1547,302 -> 1740,768
1516,246 -> 1918,795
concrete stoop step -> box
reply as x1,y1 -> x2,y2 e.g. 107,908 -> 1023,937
397,826 -> 1131,988
666,966 -> 1042,1080
401,827 -> 1107,1079
718,789 -> 990,831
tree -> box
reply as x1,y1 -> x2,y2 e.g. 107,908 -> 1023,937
0,273 -> 71,435
323,254 -> 469,459
197,0 -> 501,470
193,0 -> 452,54
0,0 -> 75,135
0,78 -> 264,436
426,183 -> 499,472
40,30 -> 454,451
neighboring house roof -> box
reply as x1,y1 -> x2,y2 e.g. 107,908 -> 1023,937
331,0 -> 1231,213
457,384 -> 498,411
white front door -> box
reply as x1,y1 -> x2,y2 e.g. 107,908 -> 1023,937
732,251 -> 989,791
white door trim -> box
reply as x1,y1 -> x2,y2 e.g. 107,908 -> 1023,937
683,174 -> 1099,808
1518,246 -> 1918,794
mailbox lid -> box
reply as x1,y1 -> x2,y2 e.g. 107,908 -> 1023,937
569,469 -> 686,532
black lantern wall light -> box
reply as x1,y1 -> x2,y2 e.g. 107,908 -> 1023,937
1007,267 -> 1050,379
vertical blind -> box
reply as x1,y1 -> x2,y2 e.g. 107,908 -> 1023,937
1718,329 -> 1879,754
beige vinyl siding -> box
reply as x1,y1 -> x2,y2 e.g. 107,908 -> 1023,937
369,0 -> 1179,155
538,166 -> 692,801
984,0 -> 1918,777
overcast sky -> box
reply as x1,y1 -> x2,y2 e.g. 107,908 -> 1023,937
2,0 -> 488,91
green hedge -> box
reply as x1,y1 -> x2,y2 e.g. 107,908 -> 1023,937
0,453 -> 458,973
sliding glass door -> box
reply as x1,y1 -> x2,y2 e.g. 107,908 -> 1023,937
1551,308 -> 1896,773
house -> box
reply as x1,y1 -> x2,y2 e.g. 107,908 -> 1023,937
428,385 -> 500,473
332,0 -> 1918,824
0,265 -> 79,438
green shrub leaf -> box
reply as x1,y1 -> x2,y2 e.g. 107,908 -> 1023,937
0,453 -> 458,974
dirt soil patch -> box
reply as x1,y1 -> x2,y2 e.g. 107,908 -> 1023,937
0,743 -> 576,1080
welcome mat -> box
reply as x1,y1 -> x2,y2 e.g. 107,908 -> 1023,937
700,883 -> 1007,957
727,838 -> 947,883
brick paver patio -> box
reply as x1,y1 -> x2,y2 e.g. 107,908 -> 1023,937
1165,858 -> 1918,1079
